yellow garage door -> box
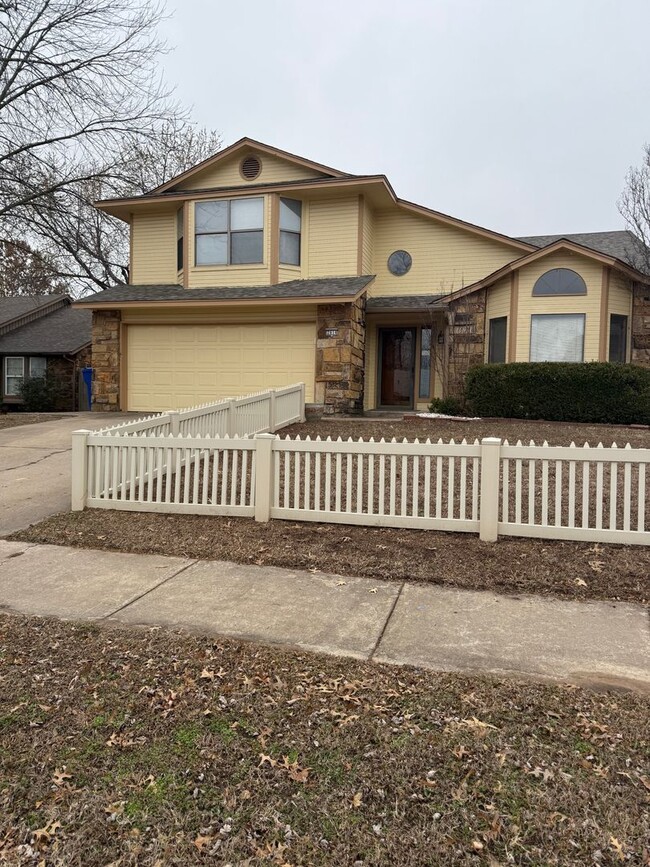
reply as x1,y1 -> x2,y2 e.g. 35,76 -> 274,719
127,323 -> 316,411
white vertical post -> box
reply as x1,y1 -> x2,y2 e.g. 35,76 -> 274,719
479,437 -> 501,542
300,382 -> 306,422
71,430 -> 90,511
167,410 -> 180,436
254,433 -> 276,522
226,399 -> 236,437
269,389 -> 277,433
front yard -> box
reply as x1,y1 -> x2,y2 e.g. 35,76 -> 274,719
1,614 -> 648,866
0,412 -> 64,431
13,417 -> 650,605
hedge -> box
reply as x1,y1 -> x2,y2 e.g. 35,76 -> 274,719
464,362 -> 650,425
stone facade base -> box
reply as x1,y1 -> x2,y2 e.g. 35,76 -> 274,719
315,297 -> 366,414
92,309 -> 121,411
445,289 -> 486,397
632,282 -> 650,367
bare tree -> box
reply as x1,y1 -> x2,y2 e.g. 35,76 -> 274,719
0,1 -> 222,293
0,238 -> 66,295
618,145 -> 650,273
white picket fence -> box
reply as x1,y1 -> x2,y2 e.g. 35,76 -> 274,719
72,430 -> 650,546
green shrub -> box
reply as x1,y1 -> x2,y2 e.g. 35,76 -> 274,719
428,396 -> 467,416
19,374 -> 66,412
464,362 -> 650,425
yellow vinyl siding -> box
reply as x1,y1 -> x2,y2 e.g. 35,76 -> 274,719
121,304 -> 317,326
515,252 -> 603,362
178,152 -> 326,191
364,322 -> 377,411
187,195 -> 271,287
126,321 -> 316,411
278,266 -> 301,283
130,212 -> 177,284
484,276 -> 511,361
371,210 -> 519,297
307,197 -> 358,277
608,271 -> 633,359
362,199 -> 374,274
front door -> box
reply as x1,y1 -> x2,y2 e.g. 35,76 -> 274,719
378,328 -> 415,408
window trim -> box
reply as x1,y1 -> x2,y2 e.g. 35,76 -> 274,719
608,313 -> 629,363
488,316 -> 508,364
4,356 -> 25,397
529,313 -> 586,363
279,198 -> 302,267
194,197 -> 264,267
532,268 -> 587,297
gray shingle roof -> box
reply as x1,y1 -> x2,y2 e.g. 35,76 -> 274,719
366,294 -> 447,311
0,295 -> 66,329
0,306 -> 92,354
517,230 -> 649,272
76,276 -> 375,305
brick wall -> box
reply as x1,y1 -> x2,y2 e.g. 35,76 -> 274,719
92,310 -> 121,411
315,296 -> 366,414
47,345 -> 91,411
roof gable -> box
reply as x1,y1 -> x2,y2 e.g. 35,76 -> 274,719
153,137 -> 351,195
0,295 -> 69,334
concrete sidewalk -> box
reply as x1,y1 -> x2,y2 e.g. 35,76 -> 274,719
0,540 -> 648,691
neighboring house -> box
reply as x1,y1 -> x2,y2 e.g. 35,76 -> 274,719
75,137 -> 650,414
0,295 -> 92,410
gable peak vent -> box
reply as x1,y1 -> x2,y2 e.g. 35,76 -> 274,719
240,154 -> 262,180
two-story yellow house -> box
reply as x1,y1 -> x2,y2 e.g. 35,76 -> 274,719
77,137 -> 650,414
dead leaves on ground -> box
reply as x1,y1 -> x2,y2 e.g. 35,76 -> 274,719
259,753 -> 311,784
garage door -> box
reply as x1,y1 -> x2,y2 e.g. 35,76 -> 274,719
127,323 -> 316,411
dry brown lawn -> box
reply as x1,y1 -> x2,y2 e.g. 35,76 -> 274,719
0,412 -> 64,430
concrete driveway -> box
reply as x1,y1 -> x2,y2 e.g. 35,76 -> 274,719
0,413 -> 134,536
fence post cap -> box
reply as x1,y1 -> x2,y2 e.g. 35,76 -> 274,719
254,432 -> 277,440
72,429 -> 92,435
481,437 -> 502,445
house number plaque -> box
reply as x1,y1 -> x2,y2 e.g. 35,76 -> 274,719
325,328 -> 338,338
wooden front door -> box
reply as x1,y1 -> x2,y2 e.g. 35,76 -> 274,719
379,328 -> 415,408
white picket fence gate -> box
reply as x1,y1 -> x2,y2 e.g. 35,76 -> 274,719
72,425 -> 650,546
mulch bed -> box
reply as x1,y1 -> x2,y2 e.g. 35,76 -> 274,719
14,510 -> 649,605
0,413 -> 64,431
1,614 -> 648,866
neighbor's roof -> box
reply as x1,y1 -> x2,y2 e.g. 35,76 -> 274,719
0,295 -> 67,330
366,294 -> 448,311
75,276 -> 375,307
518,230 -> 649,272
0,305 -> 92,355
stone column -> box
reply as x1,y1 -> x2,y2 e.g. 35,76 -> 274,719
92,310 -> 121,411
445,289 -> 486,397
315,295 -> 366,415
631,282 -> 650,367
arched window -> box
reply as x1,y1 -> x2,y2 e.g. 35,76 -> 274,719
532,268 -> 587,296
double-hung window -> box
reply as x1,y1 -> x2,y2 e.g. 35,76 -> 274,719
530,313 -> 585,362
4,357 -> 24,396
279,198 -> 302,266
195,197 -> 264,265
29,357 -> 47,379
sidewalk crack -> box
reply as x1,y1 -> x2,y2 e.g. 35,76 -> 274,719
100,560 -> 197,620
369,581 -> 405,661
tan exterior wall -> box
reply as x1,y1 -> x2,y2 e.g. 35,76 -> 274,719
278,265 -> 301,283
484,275 -> 511,361
307,196 -> 358,278
361,198 -> 374,274
177,151 -> 326,191
608,271 -> 633,360
370,209 -> 519,297
515,251 -> 604,361
130,212 -> 178,284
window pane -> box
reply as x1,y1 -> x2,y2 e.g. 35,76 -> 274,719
488,317 -> 507,363
195,201 -> 228,233
280,198 -> 301,232
280,230 -> 300,266
6,357 -> 24,376
609,314 -> 628,363
231,231 -> 263,264
418,328 -> 431,399
532,268 -> 587,296
29,357 -> 47,378
6,377 -> 22,396
530,314 -> 585,362
196,233 -> 227,265
230,197 -> 263,231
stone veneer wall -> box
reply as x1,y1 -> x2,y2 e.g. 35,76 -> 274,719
445,289 -> 486,397
631,282 -> 650,367
92,309 -> 121,411
315,296 -> 366,414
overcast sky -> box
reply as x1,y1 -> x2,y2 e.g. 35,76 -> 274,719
159,0 -> 650,237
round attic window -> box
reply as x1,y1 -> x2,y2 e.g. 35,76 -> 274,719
240,155 -> 261,180
387,249 -> 412,276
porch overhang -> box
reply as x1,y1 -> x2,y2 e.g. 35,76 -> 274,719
366,294 -> 449,313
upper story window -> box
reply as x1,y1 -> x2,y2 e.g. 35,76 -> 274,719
176,208 -> 183,271
532,268 -> 587,296
195,197 -> 264,266
279,198 -> 302,266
